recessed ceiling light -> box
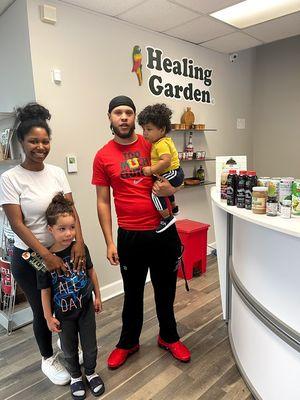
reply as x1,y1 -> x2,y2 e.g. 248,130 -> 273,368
211,0 -> 300,29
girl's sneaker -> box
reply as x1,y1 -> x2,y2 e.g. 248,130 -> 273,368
156,215 -> 176,233
41,354 -> 70,385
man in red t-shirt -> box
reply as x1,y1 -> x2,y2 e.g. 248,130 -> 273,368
92,96 -> 191,368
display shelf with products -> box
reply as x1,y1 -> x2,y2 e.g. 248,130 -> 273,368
0,111 -> 22,171
0,208 -> 33,334
181,157 -> 216,162
183,180 -> 216,188
172,128 -> 217,133
0,112 -> 15,122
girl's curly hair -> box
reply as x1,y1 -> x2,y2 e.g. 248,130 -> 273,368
46,192 -> 74,226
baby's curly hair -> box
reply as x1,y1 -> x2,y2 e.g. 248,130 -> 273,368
138,103 -> 173,134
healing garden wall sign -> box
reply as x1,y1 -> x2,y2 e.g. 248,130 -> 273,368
144,46 -> 214,104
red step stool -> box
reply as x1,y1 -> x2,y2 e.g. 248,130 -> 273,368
176,219 -> 210,280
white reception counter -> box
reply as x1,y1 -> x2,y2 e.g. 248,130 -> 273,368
211,186 -> 300,400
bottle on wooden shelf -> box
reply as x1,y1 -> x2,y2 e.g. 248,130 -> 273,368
185,132 -> 194,160
196,165 -> 205,183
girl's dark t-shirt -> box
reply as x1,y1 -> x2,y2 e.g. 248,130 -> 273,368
37,242 -> 93,318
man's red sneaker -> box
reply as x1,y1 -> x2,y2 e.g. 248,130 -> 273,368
107,344 -> 140,369
158,336 -> 191,362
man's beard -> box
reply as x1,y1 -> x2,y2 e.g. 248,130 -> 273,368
111,123 -> 135,139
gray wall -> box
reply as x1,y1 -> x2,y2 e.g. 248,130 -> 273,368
253,35 -> 300,177
0,0 -> 35,111
24,0 -> 255,293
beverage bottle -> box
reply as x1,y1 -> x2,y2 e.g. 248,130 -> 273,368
196,165 -> 205,183
227,170 -> 237,206
245,171 -> 257,210
185,132 -> 194,160
236,170 -> 247,208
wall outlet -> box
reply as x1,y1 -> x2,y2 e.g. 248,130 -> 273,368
237,118 -> 246,129
52,69 -> 62,84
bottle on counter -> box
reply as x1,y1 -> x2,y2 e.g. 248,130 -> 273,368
257,177 -> 271,187
252,187 -> 268,214
236,170 -> 247,208
279,178 -> 293,212
227,170 -> 237,206
245,170 -> 257,210
268,178 -> 280,199
291,180 -> 300,215
281,199 -> 292,219
196,165 -> 205,183
266,196 -> 278,216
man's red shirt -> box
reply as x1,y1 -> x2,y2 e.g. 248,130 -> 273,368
92,134 -> 160,230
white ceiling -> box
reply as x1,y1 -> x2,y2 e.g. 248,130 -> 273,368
1,0 -> 300,53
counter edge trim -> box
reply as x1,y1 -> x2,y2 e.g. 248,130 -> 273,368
230,261 -> 300,352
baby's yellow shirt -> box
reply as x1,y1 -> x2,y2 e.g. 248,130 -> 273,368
151,137 -> 180,173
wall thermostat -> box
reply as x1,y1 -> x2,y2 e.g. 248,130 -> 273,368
66,155 -> 78,173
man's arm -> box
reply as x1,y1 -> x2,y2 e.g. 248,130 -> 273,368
96,186 -> 119,265
152,175 -> 183,197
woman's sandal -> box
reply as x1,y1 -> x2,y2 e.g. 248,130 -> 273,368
86,375 -> 105,397
70,380 -> 86,400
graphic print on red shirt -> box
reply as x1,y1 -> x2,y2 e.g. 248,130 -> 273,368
92,135 -> 160,230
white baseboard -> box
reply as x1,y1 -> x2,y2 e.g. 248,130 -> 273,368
207,241 -> 216,255
101,279 -> 124,302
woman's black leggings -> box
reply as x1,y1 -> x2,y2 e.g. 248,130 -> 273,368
11,246 -> 53,358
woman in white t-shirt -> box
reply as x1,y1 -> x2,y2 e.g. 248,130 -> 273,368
0,103 -> 85,386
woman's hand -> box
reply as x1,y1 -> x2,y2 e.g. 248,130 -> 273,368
71,240 -> 86,272
107,243 -> 119,266
46,316 -> 61,333
94,297 -> 102,314
43,253 -> 67,273
152,175 -> 176,197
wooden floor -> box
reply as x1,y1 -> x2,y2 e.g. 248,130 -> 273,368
0,256 -> 254,400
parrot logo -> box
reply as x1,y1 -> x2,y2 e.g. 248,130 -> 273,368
132,45 -> 143,86
127,157 -> 140,170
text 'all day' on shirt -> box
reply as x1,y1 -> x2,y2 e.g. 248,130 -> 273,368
0,164 -> 71,250
151,137 -> 180,173
37,242 -> 93,318
92,134 -> 160,231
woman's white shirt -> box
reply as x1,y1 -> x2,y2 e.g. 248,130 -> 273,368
0,164 -> 71,250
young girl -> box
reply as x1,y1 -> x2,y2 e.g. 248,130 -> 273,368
138,103 -> 184,233
37,193 -> 104,399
